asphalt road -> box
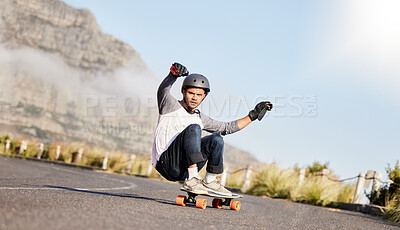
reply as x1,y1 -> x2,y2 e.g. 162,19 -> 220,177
0,156 -> 399,230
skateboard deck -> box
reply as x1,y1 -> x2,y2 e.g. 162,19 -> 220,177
176,188 -> 243,211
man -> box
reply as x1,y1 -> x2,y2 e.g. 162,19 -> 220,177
152,62 -> 272,195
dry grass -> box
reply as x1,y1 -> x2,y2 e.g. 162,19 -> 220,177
295,177 -> 340,206
107,152 -> 130,173
0,133 -> 364,210
59,143 -> 81,163
226,169 -> 246,189
81,147 -> 104,167
0,133 -> 11,154
337,183 -> 356,203
24,142 -> 39,158
0,134 -> 154,177
130,157 -> 152,175
48,142 -> 62,161
244,163 -> 356,206
247,163 -> 298,199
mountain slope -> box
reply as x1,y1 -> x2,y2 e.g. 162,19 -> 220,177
0,0 -> 259,169
0,0 -> 147,75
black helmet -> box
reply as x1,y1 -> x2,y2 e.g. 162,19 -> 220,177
181,73 -> 210,94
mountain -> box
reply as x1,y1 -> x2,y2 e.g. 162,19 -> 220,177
0,0 -> 148,75
0,0 -> 259,169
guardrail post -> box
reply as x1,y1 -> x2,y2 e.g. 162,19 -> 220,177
102,152 -> 109,170
4,139 -> 10,154
19,140 -> 27,155
125,154 -> 136,173
76,148 -> 84,162
353,172 -> 365,204
299,168 -> 306,185
147,161 -> 153,177
242,166 -> 253,192
55,145 -> 61,160
321,169 -> 329,180
37,143 -> 44,159
221,166 -> 228,186
364,170 -> 374,189
372,171 -> 382,192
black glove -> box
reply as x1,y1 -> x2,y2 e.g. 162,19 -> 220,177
170,62 -> 189,77
248,101 -> 273,121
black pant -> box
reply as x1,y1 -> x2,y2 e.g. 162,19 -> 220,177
156,124 -> 224,181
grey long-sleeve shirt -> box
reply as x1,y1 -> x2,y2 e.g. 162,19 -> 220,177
151,73 -> 240,167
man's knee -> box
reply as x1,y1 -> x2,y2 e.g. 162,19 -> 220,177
186,124 -> 201,134
211,134 -> 224,145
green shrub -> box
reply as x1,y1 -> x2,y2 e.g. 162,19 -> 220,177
0,133 -> 12,143
387,161 -> 400,195
367,185 -> 389,206
307,161 -> 329,175
9,138 -> 21,156
384,192 -> 400,223
368,160 -> 400,206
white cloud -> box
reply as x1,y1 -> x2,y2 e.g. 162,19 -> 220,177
305,0 -> 400,100
0,44 -> 158,99
0,44 -> 158,117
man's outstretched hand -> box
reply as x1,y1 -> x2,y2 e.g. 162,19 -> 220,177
249,101 -> 273,121
170,62 -> 189,77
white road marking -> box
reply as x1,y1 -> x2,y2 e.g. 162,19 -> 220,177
0,184 -> 136,191
0,157 -> 137,191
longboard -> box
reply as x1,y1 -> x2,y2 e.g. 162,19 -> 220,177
176,188 -> 243,211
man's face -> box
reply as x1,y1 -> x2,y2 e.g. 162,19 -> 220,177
183,88 -> 206,111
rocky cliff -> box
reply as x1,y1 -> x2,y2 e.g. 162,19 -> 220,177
0,0 -> 147,75
0,0 -> 259,169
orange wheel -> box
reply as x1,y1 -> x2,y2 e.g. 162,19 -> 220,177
176,195 -> 187,206
230,200 -> 241,211
212,198 -> 223,209
196,198 -> 207,209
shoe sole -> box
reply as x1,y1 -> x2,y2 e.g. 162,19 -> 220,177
182,186 -> 209,195
207,189 -> 232,197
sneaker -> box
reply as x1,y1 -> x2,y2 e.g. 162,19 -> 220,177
202,180 -> 232,196
182,177 -> 209,195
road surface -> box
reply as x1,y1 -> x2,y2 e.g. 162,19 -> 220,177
0,156 -> 399,230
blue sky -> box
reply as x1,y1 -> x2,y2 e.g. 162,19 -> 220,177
64,0 -> 400,180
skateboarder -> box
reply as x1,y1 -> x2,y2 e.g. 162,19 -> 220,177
152,62 -> 273,196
